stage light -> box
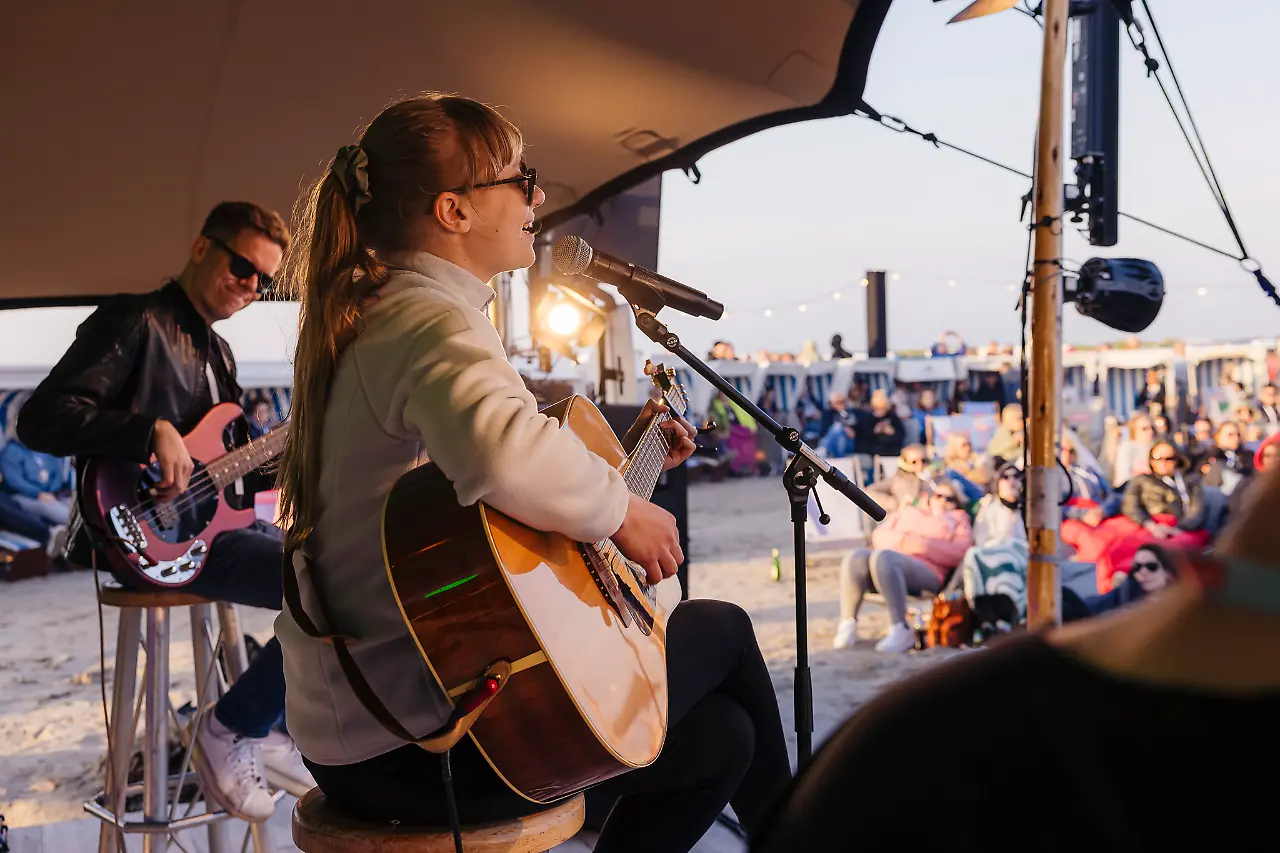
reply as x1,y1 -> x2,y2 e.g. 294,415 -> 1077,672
532,286 -> 607,358
546,303 -> 583,336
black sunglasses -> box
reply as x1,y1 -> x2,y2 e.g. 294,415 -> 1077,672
446,166 -> 538,206
1131,560 -> 1164,573
207,236 -> 274,295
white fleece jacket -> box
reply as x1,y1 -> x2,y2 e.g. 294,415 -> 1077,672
275,251 -> 630,765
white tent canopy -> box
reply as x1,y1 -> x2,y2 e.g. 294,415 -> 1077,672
0,0 -> 892,305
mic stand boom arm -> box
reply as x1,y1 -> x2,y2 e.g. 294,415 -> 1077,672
621,283 -> 886,766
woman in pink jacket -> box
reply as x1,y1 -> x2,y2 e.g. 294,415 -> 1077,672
833,480 -> 974,653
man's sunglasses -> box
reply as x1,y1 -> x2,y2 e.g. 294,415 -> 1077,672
446,166 -> 538,206
207,236 -> 274,295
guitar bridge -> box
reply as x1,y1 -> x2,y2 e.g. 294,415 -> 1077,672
580,541 -> 655,636
108,504 -> 207,586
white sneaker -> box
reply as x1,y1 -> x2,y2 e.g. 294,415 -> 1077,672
874,624 -> 917,654
46,523 -> 69,559
832,618 -> 858,649
191,708 -> 275,821
260,730 -> 316,797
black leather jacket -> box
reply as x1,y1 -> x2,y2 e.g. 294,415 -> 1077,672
18,281 -> 248,461
17,281 -> 272,545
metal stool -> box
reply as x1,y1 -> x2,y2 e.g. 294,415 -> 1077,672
292,788 -> 586,853
86,583 -> 281,853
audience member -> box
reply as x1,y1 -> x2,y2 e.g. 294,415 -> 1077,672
987,403 -> 1026,464
863,445 -> 926,513
832,480 -> 973,653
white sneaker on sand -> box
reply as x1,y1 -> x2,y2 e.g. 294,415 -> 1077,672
874,624 -> 917,654
832,618 -> 858,649
261,730 -> 316,796
192,709 -> 275,821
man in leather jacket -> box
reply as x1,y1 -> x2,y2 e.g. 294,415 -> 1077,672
16,202 -> 310,822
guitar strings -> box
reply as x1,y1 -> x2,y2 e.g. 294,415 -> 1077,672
127,435 -> 284,526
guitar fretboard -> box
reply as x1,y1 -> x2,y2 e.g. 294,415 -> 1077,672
207,424 -> 290,489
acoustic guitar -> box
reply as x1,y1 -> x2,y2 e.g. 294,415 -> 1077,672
80,402 -> 288,587
382,363 -> 688,803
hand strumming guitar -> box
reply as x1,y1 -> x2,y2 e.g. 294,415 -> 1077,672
151,419 -> 194,502
612,493 -> 684,585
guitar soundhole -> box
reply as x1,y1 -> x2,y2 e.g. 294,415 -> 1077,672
136,461 -> 220,544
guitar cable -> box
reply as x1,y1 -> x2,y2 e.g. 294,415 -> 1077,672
441,748 -> 464,853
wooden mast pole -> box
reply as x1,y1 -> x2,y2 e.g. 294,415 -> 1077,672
1026,0 -> 1070,631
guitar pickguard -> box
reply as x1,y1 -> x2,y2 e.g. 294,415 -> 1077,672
106,502 -> 208,585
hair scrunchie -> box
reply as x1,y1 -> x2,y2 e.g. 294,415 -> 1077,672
331,145 -> 372,214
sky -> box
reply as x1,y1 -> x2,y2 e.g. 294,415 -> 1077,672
1,0 -> 1275,372
653,0 -> 1280,360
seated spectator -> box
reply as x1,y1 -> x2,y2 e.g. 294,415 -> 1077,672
1199,421 -> 1253,496
1255,432 -> 1280,472
987,403 -> 1026,465
247,396 -> 277,439
864,444 -> 927,513
854,390 -> 905,470
709,391 -> 759,476
911,389 -> 947,444
968,371 -> 1007,410
818,390 -> 857,458
1092,440 -> 1211,592
1134,369 -> 1164,412
1060,438 -> 1123,566
931,432 -> 990,508
833,481 -> 973,653
1187,417 -> 1214,457
1111,414 -> 1156,487
755,387 -> 789,475
1256,383 -> 1280,432
957,464 -> 1029,621
1062,545 -> 1175,622
0,437 -> 73,528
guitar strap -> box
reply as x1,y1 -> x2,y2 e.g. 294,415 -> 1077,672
281,545 -> 481,753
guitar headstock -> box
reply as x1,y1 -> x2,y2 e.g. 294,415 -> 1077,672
644,360 -> 689,419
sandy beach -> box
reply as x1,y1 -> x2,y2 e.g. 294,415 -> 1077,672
0,475 -> 958,848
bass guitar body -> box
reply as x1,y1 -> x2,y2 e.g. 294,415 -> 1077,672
383,392 -> 684,803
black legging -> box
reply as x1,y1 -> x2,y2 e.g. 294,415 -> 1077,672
304,599 -> 791,852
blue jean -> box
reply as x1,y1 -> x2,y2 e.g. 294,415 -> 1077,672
112,518 -> 286,738
12,493 -> 71,526
0,491 -> 56,543
821,423 -> 856,458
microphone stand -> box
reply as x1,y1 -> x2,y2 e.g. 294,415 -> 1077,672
620,287 -> 886,766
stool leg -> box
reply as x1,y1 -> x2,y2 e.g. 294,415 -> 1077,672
142,606 -> 169,853
215,603 -> 274,853
190,603 -> 230,853
99,606 -> 142,853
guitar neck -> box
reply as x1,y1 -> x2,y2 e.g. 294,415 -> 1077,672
207,424 -> 290,489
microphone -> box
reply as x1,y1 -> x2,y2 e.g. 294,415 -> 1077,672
552,235 -> 725,320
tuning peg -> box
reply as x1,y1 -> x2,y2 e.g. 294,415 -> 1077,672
643,359 -> 656,376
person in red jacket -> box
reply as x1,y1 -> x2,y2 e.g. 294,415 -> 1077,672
833,480 -> 974,652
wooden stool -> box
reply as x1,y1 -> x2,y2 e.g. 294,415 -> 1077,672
85,582 -> 279,853
292,788 -> 586,853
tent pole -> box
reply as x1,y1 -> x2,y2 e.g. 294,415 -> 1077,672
1026,0 -> 1070,631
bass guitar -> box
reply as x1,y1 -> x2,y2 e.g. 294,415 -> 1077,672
80,402 -> 288,588
382,363 -> 688,803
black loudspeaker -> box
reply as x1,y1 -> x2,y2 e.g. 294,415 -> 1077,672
866,269 -> 887,358
1068,257 -> 1164,333
598,404 -> 690,599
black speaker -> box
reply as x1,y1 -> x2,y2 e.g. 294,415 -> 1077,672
598,403 -> 690,599
1068,257 -> 1164,333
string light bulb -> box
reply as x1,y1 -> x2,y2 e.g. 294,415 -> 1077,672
948,279 -> 956,288
798,303 -> 808,312
1196,287 -> 1208,296
833,291 -> 842,300
891,273 -> 900,281
764,308 -> 773,317
861,278 -> 869,287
